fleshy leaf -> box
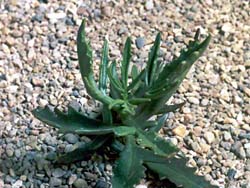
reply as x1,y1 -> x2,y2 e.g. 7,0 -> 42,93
134,33 -> 211,120
149,113 -> 169,132
146,32 -> 161,86
131,64 -> 139,80
127,69 -> 146,92
155,102 -> 185,115
32,106 -> 136,136
98,40 -> 113,124
112,136 -> 146,188
121,37 -> 132,89
77,20 -> 114,106
108,61 -> 124,93
145,155 -> 218,188
99,39 -> 109,93
136,130 -> 178,156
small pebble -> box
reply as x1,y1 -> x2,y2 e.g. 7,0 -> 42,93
135,37 -> 145,49
173,125 -> 187,138
73,179 -> 88,188
204,131 -> 215,144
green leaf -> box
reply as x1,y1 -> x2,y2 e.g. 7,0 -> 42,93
127,69 -> 146,91
131,65 -> 139,80
98,40 -> 113,124
139,120 -> 157,130
56,135 -> 110,164
108,61 -> 124,93
136,130 -> 178,156
102,105 -> 113,124
149,114 -> 168,132
155,102 -> 185,115
152,34 -> 211,92
121,37 -> 132,89
145,155 -> 218,188
112,136 -> 146,188
77,20 -> 113,106
77,20 -> 93,78
128,97 -> 151,105
135,34 -> 211,121
146,32 -> 161,86
99,39 -> 109,94
32,106 -> 136,136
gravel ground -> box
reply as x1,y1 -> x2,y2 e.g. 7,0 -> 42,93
0,0 -> 249,188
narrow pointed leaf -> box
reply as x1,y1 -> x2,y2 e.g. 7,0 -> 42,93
99,39 -> 109,93
145,156 -> 218,188
146,32 -> 161,86
150,113 -> 168,132
102,105 -> 113,124
121,37 -> 132,89
32,106 -> 136,136
77,20 -> 113,105
98,40 -> 113,124
107,61 -> 124,93
131,65 -> 139,80
152,34 -> 211,91
112,136 -> 146,188
128,97 -> 151,105
136,130 -> 178,156
127,69 -> 146,91
135,34 -> 211,120
155,102 -> 185,115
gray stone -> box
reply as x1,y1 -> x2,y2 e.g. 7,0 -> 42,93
64,144 -> 74,153
96,179 -> 109,188
188,97 -> 200,105
223,132 -> 232,141
64,133 -> 78,144
46,151 -> 57,161
235,147 -> 246,159
204,131 -> 215,144
50,177 -> 62,187
73,178 -> 88,188
227,168 -> 237,180
231,141 -> 246,158
135,37 -> 145,49
6,148 -> 14,157
52,168 -> 66,178
145,0 -> 154,10
68,174 -> 77,185
246,148 -> 250,158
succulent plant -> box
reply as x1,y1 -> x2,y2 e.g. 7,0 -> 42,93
33,20 -> 217,188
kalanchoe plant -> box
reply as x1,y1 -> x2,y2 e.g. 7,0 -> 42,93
33,20 -> 217,188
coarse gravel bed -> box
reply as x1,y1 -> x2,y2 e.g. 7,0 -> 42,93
0,0 -> 250,188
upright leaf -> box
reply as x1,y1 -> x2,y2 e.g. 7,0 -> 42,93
146,32 -> 161,86
112,136 -> 146,188
155,102 -> 185,115
99,39 -> 109,94
77,20 -> 113,106
109,61 -> 123,99
98,39 -> 113,124
127,69 -> 146,91
108,61 -> 124,93
150,113 -> 168,132
131,64 -> 139,80
135,34 -> 211,121
121,37 -> 132,89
